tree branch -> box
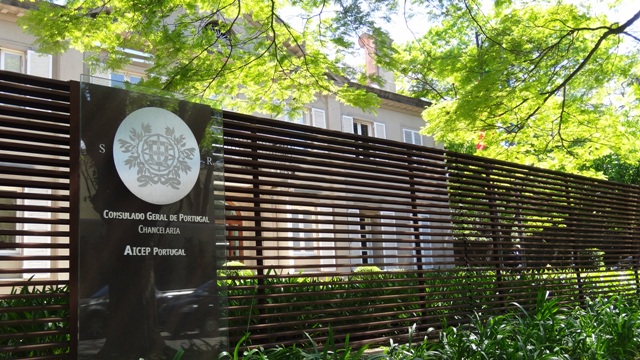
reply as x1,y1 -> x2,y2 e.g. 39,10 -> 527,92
542,8 -> 640,96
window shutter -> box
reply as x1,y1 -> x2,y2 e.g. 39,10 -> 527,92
311,108 -> 326,128
26,50 -> 52,78
374,122 -> 386,139
414,132 -> 423,145
403,129 -> 412,143
342,116 -> 354,133
404,129 -> 423,145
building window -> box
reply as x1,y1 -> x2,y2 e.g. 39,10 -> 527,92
353,120 -> 371,136
204,19 -> 234,42
92,70 -> 143,87
417,214 -> 433,269
403,129 -> 423,145
1,49 -> 24,73
284,110 -> 307,125
342,116 -> 386,138
0,187 -> 52,279
1,49 -> 52,78
347,209 -> 373,266
110,72 -> 143,88
278,107 -> 325,128
311,108 -> 326,128
380,211 -> 398,270
0,190 -> 19,280
290,208 -> 317,256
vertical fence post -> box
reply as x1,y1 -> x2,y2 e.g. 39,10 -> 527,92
409,154 -> 424,273
407,152 -> 427,322
249,126 -> 265,334
485,173 -> 504,303
632,189 -> 640,295
69,80 -> 80,360
566,186 -> 585,304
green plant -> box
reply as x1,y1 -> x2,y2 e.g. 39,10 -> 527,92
219,261 -> 255,277
221,291 -> 640,359
0,282 -> 69,359
384,324 -> 440,359
222,266 -> 640,351
579,248 -> 606,272
353,266 -> 382,273
218,329 -> 376,360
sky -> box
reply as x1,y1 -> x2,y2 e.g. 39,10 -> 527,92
280,0 -> 639,69
282,0 -> 636,42
386,0 -> 640,44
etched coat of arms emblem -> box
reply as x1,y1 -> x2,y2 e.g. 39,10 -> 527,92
113,107 -> 200,205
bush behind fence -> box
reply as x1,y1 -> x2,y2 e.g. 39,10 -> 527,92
221,266 -> 639,345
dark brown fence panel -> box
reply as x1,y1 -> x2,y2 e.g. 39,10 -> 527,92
446,152 -> 640,308
222,111 -> 453,346
0,70 -> 71,359
223,111 -> 640,348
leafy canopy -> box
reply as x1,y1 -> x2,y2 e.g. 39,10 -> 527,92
20,0 -> 399,115
20,0 -> 640,177
396,0 -> 640,176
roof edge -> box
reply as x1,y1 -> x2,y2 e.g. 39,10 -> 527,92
348,81 -> 432,109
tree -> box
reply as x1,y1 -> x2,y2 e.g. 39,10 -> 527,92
20,0 -> 396,115
22,0 -> 640,178
396,0 -> 640,176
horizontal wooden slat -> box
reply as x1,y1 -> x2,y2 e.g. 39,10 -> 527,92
0,71 -> 71,93
0,115 -> 70,135
0,92 -> 69,113
0,103 -> 70,124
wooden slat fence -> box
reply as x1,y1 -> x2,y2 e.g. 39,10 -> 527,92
1,70 -> 640,357
221,113 -> 640,347
0,71 -> 72,359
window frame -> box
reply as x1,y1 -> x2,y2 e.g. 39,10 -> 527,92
347,209 -> 373,266
342,116 -> 385,138
0,48 -> 24,73
289,207 -> 318,257
353,119 -> 372,136
403,129 -> 423,146
109,71 -> 143,87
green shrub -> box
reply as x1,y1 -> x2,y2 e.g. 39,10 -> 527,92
0,283 -> 69,359
426,292 -> 640,360
222,292 -> 640,359
579,248 -> 605,271
223,266 -> 639,349
353,266 -> 382,273
218,261 -> 255,277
